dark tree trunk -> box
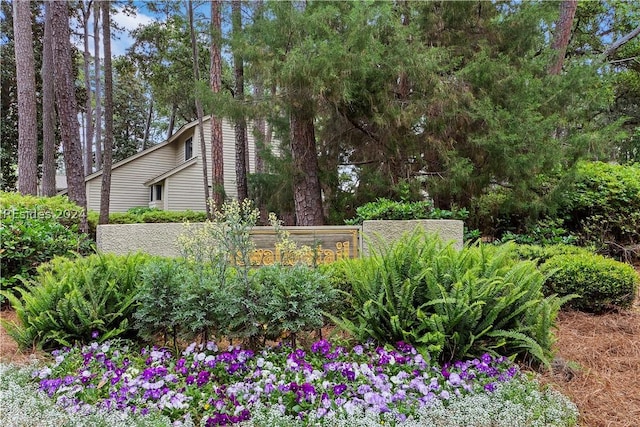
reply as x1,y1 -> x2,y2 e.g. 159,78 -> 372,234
232,0 -> 248,202
99,1 -> 113,225
168,104 -> 176,139
13,0 -> 38,195
93,1 -> 102,170
41,1 -> 57,196
51,1 -> 87,229
210,0 -> 225,210
188,0 -> 212,218
549,0 -> 577,75
82,0 -> 94,175
290,104 -> 324,225
143,99 -> 153,149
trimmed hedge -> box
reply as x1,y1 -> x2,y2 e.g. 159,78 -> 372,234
512,244 -> 595,265
345,198 -> 468,225
541,253 -> 639,313
88,208 -> 208,237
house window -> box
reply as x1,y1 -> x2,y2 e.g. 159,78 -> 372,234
185,137 -> 193,160
150,183 -> 163,201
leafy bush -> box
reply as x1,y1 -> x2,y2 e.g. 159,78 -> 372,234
0,192 -> 93,300
331,231 -> 569,367
0,253 -> 155,349
252,265 -> 336,346
87,209 -> 207,236
134,258 -> 193,347
541,253 -> 639,313
345,198 -> 468,225
512,244 -> 595,265
558,161 -> 640,257
133,202 -> 339,348
497,219 -> 577,246
0,191 -> 84,227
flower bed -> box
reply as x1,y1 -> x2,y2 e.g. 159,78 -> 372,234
6,339 -> 579,427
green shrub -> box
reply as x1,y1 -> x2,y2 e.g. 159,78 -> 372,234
0,192 -> 93,300
87,209 -> 208,236
0,191 -> 84,227
497,219 -> 578,246
134,258 -> 193,347
558,161 -> 640,257
512,244 -> 595,265
175,263 -> 233,343
0,252 -> 155,349
541,253 -> 639,313
252,265 -> 336,346
134,201 -> 339,348
345,198 -> 468,225
331,231 -> 569,367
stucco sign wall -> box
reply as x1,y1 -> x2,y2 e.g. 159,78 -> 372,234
96,220 -> 464,260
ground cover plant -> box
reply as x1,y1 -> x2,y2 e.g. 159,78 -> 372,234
2,338 -> 577,427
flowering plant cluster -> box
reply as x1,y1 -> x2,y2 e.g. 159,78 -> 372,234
33,338 -> 526,426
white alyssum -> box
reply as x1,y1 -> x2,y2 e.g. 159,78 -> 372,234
0,363 -> 186,427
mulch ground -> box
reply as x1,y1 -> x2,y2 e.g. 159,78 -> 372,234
2,273 -> 640,427
539,304 -> 640,427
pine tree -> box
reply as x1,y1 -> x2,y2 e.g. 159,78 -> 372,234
13,0 -> 38,195
51,0 -> 87,225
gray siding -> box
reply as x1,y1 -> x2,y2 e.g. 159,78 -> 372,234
86,145 -> 175,212
86,117 -> 264,214
166,164 -> 207,211
196,119 -> 257,201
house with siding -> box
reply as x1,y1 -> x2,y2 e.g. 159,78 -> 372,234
81,116 -> 257,213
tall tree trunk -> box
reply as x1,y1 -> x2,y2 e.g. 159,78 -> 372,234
210,0 -> 225,210
251,1 -> 268,223
143,99 -> 153,149
51,1 -> 87,230
13,0 -> 38,195
82,0 -> 94,175
251,0 -> 266,174
549,0 -> 577,75
99,1 -> 113,225
290,101 -> 324,225
94,1 -> 103,170
232,0 -> 248,202
41,1 -> 57,196
168,103 -> 176,139
188,0 -> 212,218
397,0 -> 410,101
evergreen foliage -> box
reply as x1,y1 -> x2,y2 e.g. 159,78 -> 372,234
87,208 -> 207,236
541,253 -> 639,313
0,253 -> 154,349
557,161 -> 640,258
138,200 -> 338,347
0,192 -> 93,301
331,231 -> 568,367
133,258 -> 191,348
511,244 -> 596,265
252,265 -> 336,346
345,198 -> 468,225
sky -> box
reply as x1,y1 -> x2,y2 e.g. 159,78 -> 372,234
70,3 -> 157,58
69,1 -> 225,58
